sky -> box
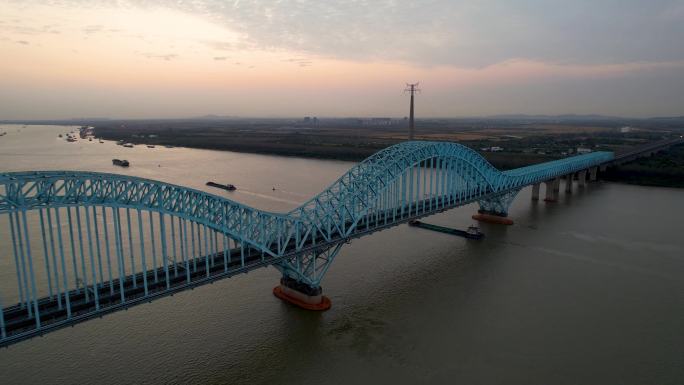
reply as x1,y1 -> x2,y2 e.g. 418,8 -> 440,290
0,0 -> 683,119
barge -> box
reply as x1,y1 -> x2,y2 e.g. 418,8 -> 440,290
408,220 -> 484,240
206,181 -> 236,191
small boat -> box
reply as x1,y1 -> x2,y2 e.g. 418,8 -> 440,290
206,181 -> 236,191
99,140 -> 104,143
112,159 -> 130,167
464,226 -> 485,240
146,144 -> 155,148
58,134 -> 63,138
123,143 -> 134,148
89,138 -> 93,141
67,137 -> 77,142
116,140 -> 125,145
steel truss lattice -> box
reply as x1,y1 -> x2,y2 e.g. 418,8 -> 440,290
0,141 -> 613,346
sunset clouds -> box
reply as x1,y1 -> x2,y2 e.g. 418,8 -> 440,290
0,0 -> 682,118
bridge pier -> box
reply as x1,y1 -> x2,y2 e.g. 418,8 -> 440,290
553,177 -> 561,195
472,189 -> 519,225
544,178 -> 559,202
565,174 -> 573,194
531,183 -> 540,201
472,211 -> 514,225
273,277 -> 331,311
589,167 -> 598,181
272,245 -> 341,311
577,170 -> 587,188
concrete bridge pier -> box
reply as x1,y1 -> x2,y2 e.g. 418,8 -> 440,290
273,276 -> 331,311
531,183 -> 540,201
565,174 -> 573,194
553,177 -> 561,195
472,189 -> 520,225
589,167 -> 598,181
472,210 -> 514,225
577,170 -> 587,188
544,178 -> 560,202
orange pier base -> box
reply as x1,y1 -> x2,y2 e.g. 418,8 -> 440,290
472,213 -> 514,225
273,286 -> 331,311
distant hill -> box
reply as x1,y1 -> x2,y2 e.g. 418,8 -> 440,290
189,114 -> 239,120
648,116 -> 684,121
484,114 -> 625,120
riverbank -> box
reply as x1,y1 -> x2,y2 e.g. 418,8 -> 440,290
89,120 -> 684,187
602,143 -> 684,188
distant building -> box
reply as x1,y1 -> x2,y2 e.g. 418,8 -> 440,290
302,116 -> 319,126
576,147 -> 592,154
361,118 -> 393,126
619,126 -> 633,133
480,146 -> 504,152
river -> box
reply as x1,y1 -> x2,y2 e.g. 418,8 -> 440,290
0,125 -> 682,385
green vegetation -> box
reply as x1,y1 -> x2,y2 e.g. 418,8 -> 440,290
602,144 -> 684,188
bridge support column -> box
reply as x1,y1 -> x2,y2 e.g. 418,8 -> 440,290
589,167 -> 598,181
273,245 -> 342,311
565,174 -> 573,194
553,177 -> 561,195
578,170 -> 587,188
273,277 -> 331,311
472,189 -> 520,225
544,178 -> 559,202
531,183 -> 540,201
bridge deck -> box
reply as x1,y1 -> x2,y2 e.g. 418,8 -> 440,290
0,195 -> 464,346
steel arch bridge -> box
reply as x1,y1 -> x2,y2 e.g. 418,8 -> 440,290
0,141 -> 613,346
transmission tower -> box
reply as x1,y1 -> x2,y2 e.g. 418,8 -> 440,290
405,82 -> 420,140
